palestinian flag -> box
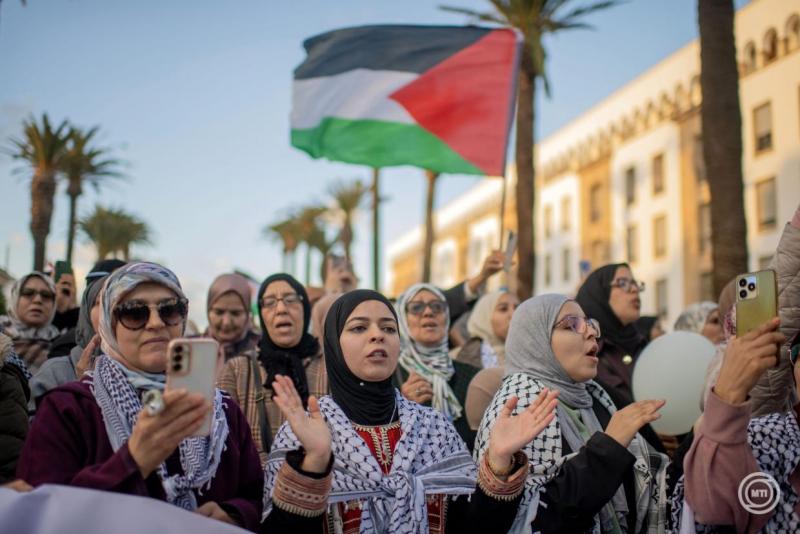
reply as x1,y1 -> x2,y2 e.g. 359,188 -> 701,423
291,25 -> 521,176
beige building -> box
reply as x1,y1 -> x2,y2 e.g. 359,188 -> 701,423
387,0 -> 800,328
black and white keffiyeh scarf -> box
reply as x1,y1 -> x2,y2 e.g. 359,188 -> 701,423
669,410 -> 800,533
475,373 -> 669,534
263,392 -> 477,533
90,355 -> 229,510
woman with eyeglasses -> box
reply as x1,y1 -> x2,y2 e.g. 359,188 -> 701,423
475,294 -> 669,533
0,272 -> 61,374
392,284 -> 481,450
261,289 -> 558,533
219,273 -> 325,465
17,262 -> 264,531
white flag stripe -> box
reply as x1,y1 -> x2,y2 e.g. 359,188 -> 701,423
291,68 -> 417,130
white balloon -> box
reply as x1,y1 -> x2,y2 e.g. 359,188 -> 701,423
631,332 -> 715,435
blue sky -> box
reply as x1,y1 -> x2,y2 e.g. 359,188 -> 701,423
0,0 -> 747,326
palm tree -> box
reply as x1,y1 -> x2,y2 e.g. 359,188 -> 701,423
264,219 -> 301,274
80,205 -> 151,261
6,113 -> 70,270
698,0 -> 748,295
422,170 -> 439,283
62,126 -> 125,264
441,0 -> 620,299
306,223 -> 337,284
328,179 -> 367,263
294,205 -> 329,285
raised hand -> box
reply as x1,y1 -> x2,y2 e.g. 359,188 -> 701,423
272,374 -> 331,473
486,388 -> 559,473
715,317 -> 785,405
605,399 -> 666,448
75,334 -> 100,377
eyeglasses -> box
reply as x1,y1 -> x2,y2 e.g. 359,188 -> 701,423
114,298 -> 188,330
554,315 -> 602,338
261,293 -> 303,310
19,288 -> 56,301
405,299 -> 447,316
609,278 -> 645,293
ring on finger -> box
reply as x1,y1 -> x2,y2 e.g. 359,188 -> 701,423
143,389 -> 165,416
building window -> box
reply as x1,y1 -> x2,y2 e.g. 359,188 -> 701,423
755,177 -> 777,231
653,215 -> 667,258
753,102 -> 773,153
700,272 -> 714,302
626,225 -> 638,263
625,166 -> 636,206
561,197 -> 571,231
698,202 -> 712,255
544,205 -> 553,239
787,15 -> 800,52
652,153 -> 665,194
544,255 -> 552,287
763,28 -> 778,64
693,134 -> 706,183
562,248 -> 571,282
758,255 -> 774,270
655,279 -> 668,319
590,184 -> 602,222
742,41 -> 757,74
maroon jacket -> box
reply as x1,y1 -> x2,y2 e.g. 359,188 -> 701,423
17,380 -> 263,532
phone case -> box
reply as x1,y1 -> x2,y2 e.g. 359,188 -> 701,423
166,338 -> 220,436
735,269 -> 778,335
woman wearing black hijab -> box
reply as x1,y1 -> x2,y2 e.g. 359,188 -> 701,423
260,290 -> 559,533
219,273 -> 326,465
575,263 -> 667,454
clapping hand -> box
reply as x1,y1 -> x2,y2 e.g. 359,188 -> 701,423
486,388 -> 559,474
272,375 -> 332,473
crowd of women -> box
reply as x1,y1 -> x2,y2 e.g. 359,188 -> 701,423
0,203 -> 798,533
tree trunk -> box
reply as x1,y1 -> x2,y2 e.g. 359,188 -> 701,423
66,192 -> 78,264
515,52 -> 536,300
29,170 -> 57,271
422,170 -> 439,284
342,218 -> 353,263
698,0 -> 748,295
372,168 -> 381,290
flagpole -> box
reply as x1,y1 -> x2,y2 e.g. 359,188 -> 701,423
371,167 -> 381,291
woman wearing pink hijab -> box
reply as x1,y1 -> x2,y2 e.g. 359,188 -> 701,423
205,274 -> 259,362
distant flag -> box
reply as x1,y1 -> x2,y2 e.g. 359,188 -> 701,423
291,25 -> 522,176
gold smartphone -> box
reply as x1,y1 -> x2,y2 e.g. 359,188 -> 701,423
166,338 -> 220,436
735,269 -> 778,335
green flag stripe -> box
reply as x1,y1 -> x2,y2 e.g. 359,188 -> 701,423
291,117 -> 484,175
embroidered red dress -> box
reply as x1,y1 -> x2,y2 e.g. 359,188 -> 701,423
324,421 -> 446,534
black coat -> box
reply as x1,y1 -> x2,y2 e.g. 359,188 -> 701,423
532,396 -> 638,534
0,361 -> 30,483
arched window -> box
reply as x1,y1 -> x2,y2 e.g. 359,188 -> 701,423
763,28 -> 778,64
742,41 -> 757,73
786,14 -> 800,52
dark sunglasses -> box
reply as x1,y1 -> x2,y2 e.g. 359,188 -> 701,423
406,299 -> 447,316
554,315 -> 602,338
114,298 -> 188,331
19,288 -> 56,301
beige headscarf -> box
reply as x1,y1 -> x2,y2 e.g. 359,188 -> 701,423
466,290 -> 507,364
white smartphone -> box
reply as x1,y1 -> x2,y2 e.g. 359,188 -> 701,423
504,231 -> 518,272
165,338 -> 220,436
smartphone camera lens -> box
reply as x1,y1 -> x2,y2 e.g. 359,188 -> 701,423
174,345 -> 183,353
173,353 -> 183,362
739,278 -> 747,287
740,289 -> 748,299
748,283 -> 756,291
172,363 -> 182,372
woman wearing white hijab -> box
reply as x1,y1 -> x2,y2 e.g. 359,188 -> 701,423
475,294 -> 669,533
456,289 -> 519,369
393,283 -> 480,449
